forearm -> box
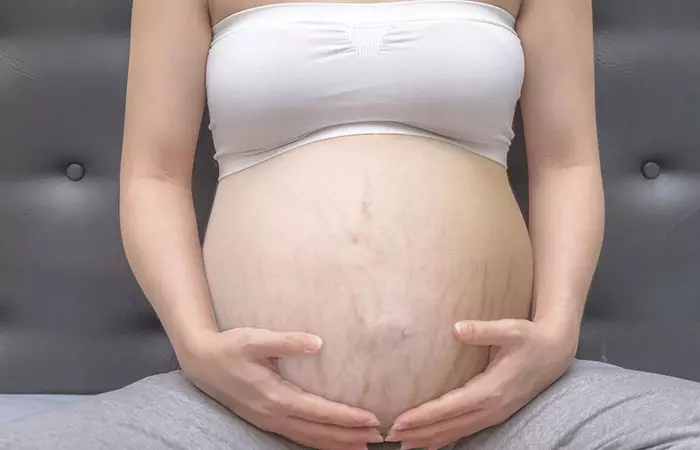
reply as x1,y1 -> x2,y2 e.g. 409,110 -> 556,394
528,162 -> 604,334
120,176 -> 218,353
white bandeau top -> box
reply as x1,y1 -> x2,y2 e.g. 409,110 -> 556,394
206,0 -> 524,179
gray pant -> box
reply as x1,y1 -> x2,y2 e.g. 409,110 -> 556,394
2,360 -> 700,450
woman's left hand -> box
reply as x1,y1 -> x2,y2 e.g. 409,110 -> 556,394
385,318 -> 579,450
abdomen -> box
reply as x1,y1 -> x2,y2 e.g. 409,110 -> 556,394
202,134 -> 533,432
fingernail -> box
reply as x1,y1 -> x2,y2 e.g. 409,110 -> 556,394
391,422 -> 407,431
305,336 -> 323,352
455,321 -> 467,336
385,431 -> 397,442
369,430 -> 384,443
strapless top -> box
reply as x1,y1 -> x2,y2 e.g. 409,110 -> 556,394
206,0 -> 524,179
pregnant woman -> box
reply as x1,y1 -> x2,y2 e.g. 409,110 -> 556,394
3,0 -> 700,449
203,0 -> 535,433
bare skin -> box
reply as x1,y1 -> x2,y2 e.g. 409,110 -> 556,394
207,0 -> 524,23
120,0 -> 603,448
204,134 -> 533,432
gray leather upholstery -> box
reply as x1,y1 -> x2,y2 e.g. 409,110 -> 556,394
0,0 -> 215,394
1,0 -> 699,394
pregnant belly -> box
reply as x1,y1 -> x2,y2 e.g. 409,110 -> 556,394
202,135 -> 533,432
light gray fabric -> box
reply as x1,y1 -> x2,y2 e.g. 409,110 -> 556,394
0,395 -> 87,426
1,360 -> 699,449
457,360 -> 700,449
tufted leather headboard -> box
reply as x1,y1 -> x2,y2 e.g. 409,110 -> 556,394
1,0 -> 699,394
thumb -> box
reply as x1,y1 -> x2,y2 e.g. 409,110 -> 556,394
240,328 -> 324,358
454,319 -> 526,346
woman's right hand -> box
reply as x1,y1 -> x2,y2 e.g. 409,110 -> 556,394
178,327 -> 383,450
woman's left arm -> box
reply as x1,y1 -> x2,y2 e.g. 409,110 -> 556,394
386,1 -> 603,447
518,0 -> 604,335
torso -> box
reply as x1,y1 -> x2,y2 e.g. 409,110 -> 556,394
201,0 -> 531,432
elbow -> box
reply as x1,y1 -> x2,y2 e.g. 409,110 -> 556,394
528,146 -> 606,223
527,140 -> 603,193
118,164 -> 192,240
529,145 -> 601,173
120,165 -> 192,192
119,142 -> 194,194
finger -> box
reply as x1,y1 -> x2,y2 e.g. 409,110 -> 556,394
280,416 -> 383,449
390,409 -> 496,450
454,319 -> 527,346
276,378 -> 380,428
282,426 -> 371,450
391,372 -> 495,430
241,328 -> 324,358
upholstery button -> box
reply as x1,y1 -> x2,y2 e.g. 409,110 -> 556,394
641,161 -> 661,179
66,163 -> 85,181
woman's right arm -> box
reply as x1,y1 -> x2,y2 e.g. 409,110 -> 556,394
119,2 -> 382,447
119,0 -> 215,356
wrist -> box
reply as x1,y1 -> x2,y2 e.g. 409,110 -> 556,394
166,321 -> 219,361
533,306 -> 582,342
